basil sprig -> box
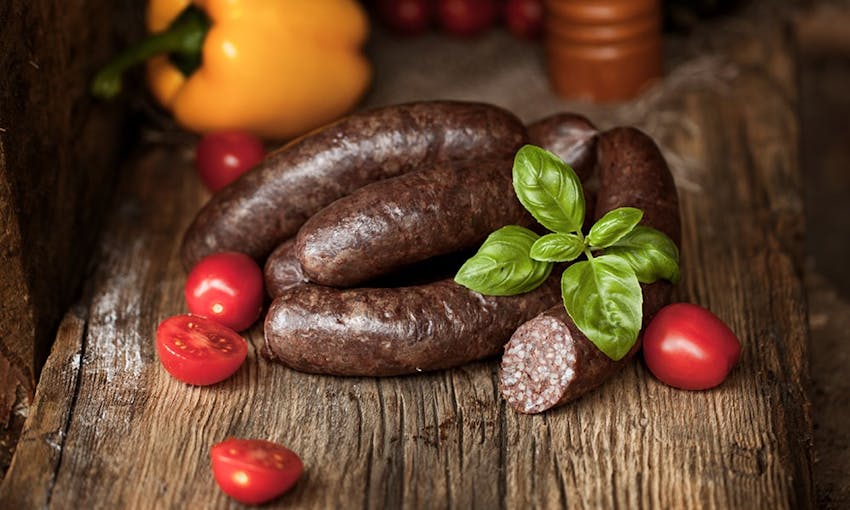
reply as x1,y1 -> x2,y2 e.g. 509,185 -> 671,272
454,145 -> 680,361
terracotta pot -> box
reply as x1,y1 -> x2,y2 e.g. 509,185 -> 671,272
544,0 -> 663,102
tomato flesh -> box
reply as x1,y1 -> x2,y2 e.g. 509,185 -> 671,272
211,438 -> 303,505
185,251 -> 264,332
643,303 -> 741,390
195,131 -> 265,193
156,315 -> 248,386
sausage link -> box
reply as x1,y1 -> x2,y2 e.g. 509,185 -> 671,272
265,113 -> 597,297
264,239 -> 476,299
262,277 -> 562,376
295,158 -> 532,287
593,127 -> 681,244
263,239 -> 308,298
499,126 -> 681,413
180,101 -> 527,269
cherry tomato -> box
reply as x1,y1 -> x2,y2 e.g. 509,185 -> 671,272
377,0 -> 432,35
155,314 -> 248,386
436,0 -> 497,37
185,252 -> 264,332
195,131 -> 265,193
503,0 -> 543,39
643,303 -> 742,390
211,438 -> 303,505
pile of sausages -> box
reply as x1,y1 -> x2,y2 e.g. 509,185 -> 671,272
180,101 -> 680,414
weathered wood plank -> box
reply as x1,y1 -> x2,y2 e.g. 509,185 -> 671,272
0,0 -> 141,451
1,4 -> 812,508
0,309 -> 86,508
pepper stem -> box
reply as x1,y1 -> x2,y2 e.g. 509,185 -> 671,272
91,6 -> 210,99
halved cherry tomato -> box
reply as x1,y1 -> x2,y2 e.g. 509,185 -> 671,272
185,252 -> 264,332
195,131 -> 265,193
643,303 -> 742,390
211,438 -> 303,505
155,314 -> 248,386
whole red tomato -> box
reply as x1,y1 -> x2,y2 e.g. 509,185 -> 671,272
437,0 -> 497,37
377,0 -> 432,35
211,438 -> 303,505
503,0 -> 543,39
643,303 -> 741,390
156,314 -> 248,386
195,131 -> 265,193
185,252 -> 264,332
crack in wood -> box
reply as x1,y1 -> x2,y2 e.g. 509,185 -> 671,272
551,449 -> 568,509
492,365 -> 508,510
363,432 -> 373,510
44,322 -> 85,508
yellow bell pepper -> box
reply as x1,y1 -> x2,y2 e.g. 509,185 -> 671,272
92,0 -> 371,140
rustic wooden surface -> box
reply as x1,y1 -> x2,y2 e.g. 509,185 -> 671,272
0,0 -> 141,451
0,3 -> 814,508
796,5 -> 850,507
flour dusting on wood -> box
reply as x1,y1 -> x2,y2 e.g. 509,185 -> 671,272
86,237 -> 150,384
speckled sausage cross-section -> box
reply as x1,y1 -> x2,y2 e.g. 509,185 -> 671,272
180,101 -> 527,269
262,277 -> 562,377
500,126 -> 681,414
294,158 -> 532,287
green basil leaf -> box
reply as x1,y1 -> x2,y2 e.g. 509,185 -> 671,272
605,226 -> 680,284
530,233 -> 585,262
512,145 -> 585,234
455,225 -> 553,296
561,255 -> 643,361
587,207 -> 643,248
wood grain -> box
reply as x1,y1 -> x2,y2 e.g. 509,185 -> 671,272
1,4 -> 813,508
0,0 -> 141,440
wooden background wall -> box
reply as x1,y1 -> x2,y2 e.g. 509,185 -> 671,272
0,0 -> 140,464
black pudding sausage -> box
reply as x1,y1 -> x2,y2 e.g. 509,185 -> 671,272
180,101 -> 527,269
263,239 -> 308,299
262,113 -> 600,292
262,277 -> 562,377
499,126 -> 681,414
294,158 -> 532,288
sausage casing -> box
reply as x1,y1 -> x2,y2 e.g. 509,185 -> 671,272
263,277 -> 561,376
295,158 -> 532,287
181,101 -> 527,269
